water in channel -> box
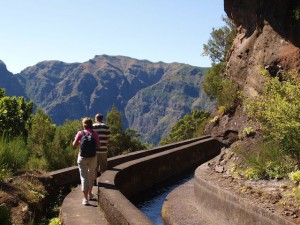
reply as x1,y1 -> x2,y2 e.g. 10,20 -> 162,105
130,168 -> 195,225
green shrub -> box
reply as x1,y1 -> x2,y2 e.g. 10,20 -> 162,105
240,127 -> 255,138
47,119 -> 81,170
289,171 -> 300,184
27,156 -> 48,171
245,69 -> 300,166
160,109 -> 210,145
0,168 -> 11,182
202,63 -> 224,97
0,89 -> 33,138
203,64 -> 239,113
210,116 -> 219,124
217,78 -> 239,111
233,140 -> 295,180
0,135 -> 29,173
49,218 -> 62,225
218,105 -> 226,115
283,187 -> 300,205
245,168 -> 263,180
228,162 -> 243,179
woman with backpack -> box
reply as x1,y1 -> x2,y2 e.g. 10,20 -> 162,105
72,117 -> 100,205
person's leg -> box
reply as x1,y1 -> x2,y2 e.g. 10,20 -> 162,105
78,157 -> 89,204
88,156 -> 97,196
93,152 -> 101,186
99,151 -> 107,174
95,152 -> 101,177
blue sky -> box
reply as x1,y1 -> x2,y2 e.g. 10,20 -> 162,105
1,1 -> 226,74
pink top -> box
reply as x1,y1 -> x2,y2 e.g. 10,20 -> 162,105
74,129 -> 100,144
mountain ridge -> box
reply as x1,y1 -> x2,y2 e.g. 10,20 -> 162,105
0,55 -> 213,144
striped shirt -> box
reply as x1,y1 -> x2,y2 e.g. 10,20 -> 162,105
92,122 -> 111,152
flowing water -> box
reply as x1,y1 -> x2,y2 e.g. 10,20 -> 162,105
130,169 -> 195,225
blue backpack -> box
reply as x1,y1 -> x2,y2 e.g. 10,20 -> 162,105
80,131 -> 96,157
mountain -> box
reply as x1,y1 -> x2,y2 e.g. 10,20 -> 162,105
1,55 -> 214,144
0,60 -> 25,97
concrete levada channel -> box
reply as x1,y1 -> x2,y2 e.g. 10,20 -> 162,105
130,168 -> 195,225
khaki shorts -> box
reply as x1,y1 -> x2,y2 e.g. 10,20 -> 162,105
95,151 -> 107,174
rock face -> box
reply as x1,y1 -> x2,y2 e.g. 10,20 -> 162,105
0,55 -> 214,145
208,0 -> 300,142
225,0 -> 300,97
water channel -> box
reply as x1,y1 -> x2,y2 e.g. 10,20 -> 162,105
130,168 -> 195,225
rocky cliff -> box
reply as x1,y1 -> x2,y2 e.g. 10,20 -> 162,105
207,0 -> 300,142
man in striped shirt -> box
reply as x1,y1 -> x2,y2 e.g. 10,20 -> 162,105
93,113 -> 111,182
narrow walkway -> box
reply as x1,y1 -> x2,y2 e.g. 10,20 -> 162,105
61,184 -> 109,225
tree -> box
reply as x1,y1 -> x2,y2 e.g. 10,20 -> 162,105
106,106 -> 148,156
0,88 -> 33,138
202,16 -> 236,64
202,16 -> 238,111
160,109 -> 210,145
106,105 -> 123,135
27,107 -> 56,170
202,63 -> 224,97
48,119 -> 81,170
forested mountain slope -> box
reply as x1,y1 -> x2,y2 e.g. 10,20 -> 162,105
0,55 -> 214,144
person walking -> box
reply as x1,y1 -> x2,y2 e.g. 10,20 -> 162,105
72,117 -> 100,205
93,113 -> 111,185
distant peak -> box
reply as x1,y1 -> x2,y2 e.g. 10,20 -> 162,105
0,60 -> 8,71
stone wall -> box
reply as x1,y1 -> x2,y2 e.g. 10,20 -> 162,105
98,137 -> 224,225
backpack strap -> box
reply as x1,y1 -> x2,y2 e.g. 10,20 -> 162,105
82,130 -> 93,136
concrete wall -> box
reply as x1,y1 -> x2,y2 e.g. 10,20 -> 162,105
41,135 -> 211,188
98,137 -> 225,225
194,164 -> 295,225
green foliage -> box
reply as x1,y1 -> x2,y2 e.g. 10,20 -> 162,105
240,127 -> 255,138
245,167 -> 263,181
202,63 -> 239,112
228,162 -> 243,179
0,203 -> 11,225
160,109 -> 210,145
233,140 -> 295,180
210,116 -> 219,124
0,88 -> 33,138
245,69 -> 300,165
106,105 -> 123,135
0,168 -> 11,182
27,108 -> 56,171
283,187 -> 300,205
47,119 -> 81,170
0,88 -> 6,98
0,135 -> 29,174
202,16 -> 236,64
202,16 -> 238,112
217,78 -> 239,111
202,63 -> 224,97
107,106 -> 148,156
108,129 -> 148,157
289,171 -> 300,184
27,109 -> 81,171
218,105 -> 226,115
49,218 -> 62,225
